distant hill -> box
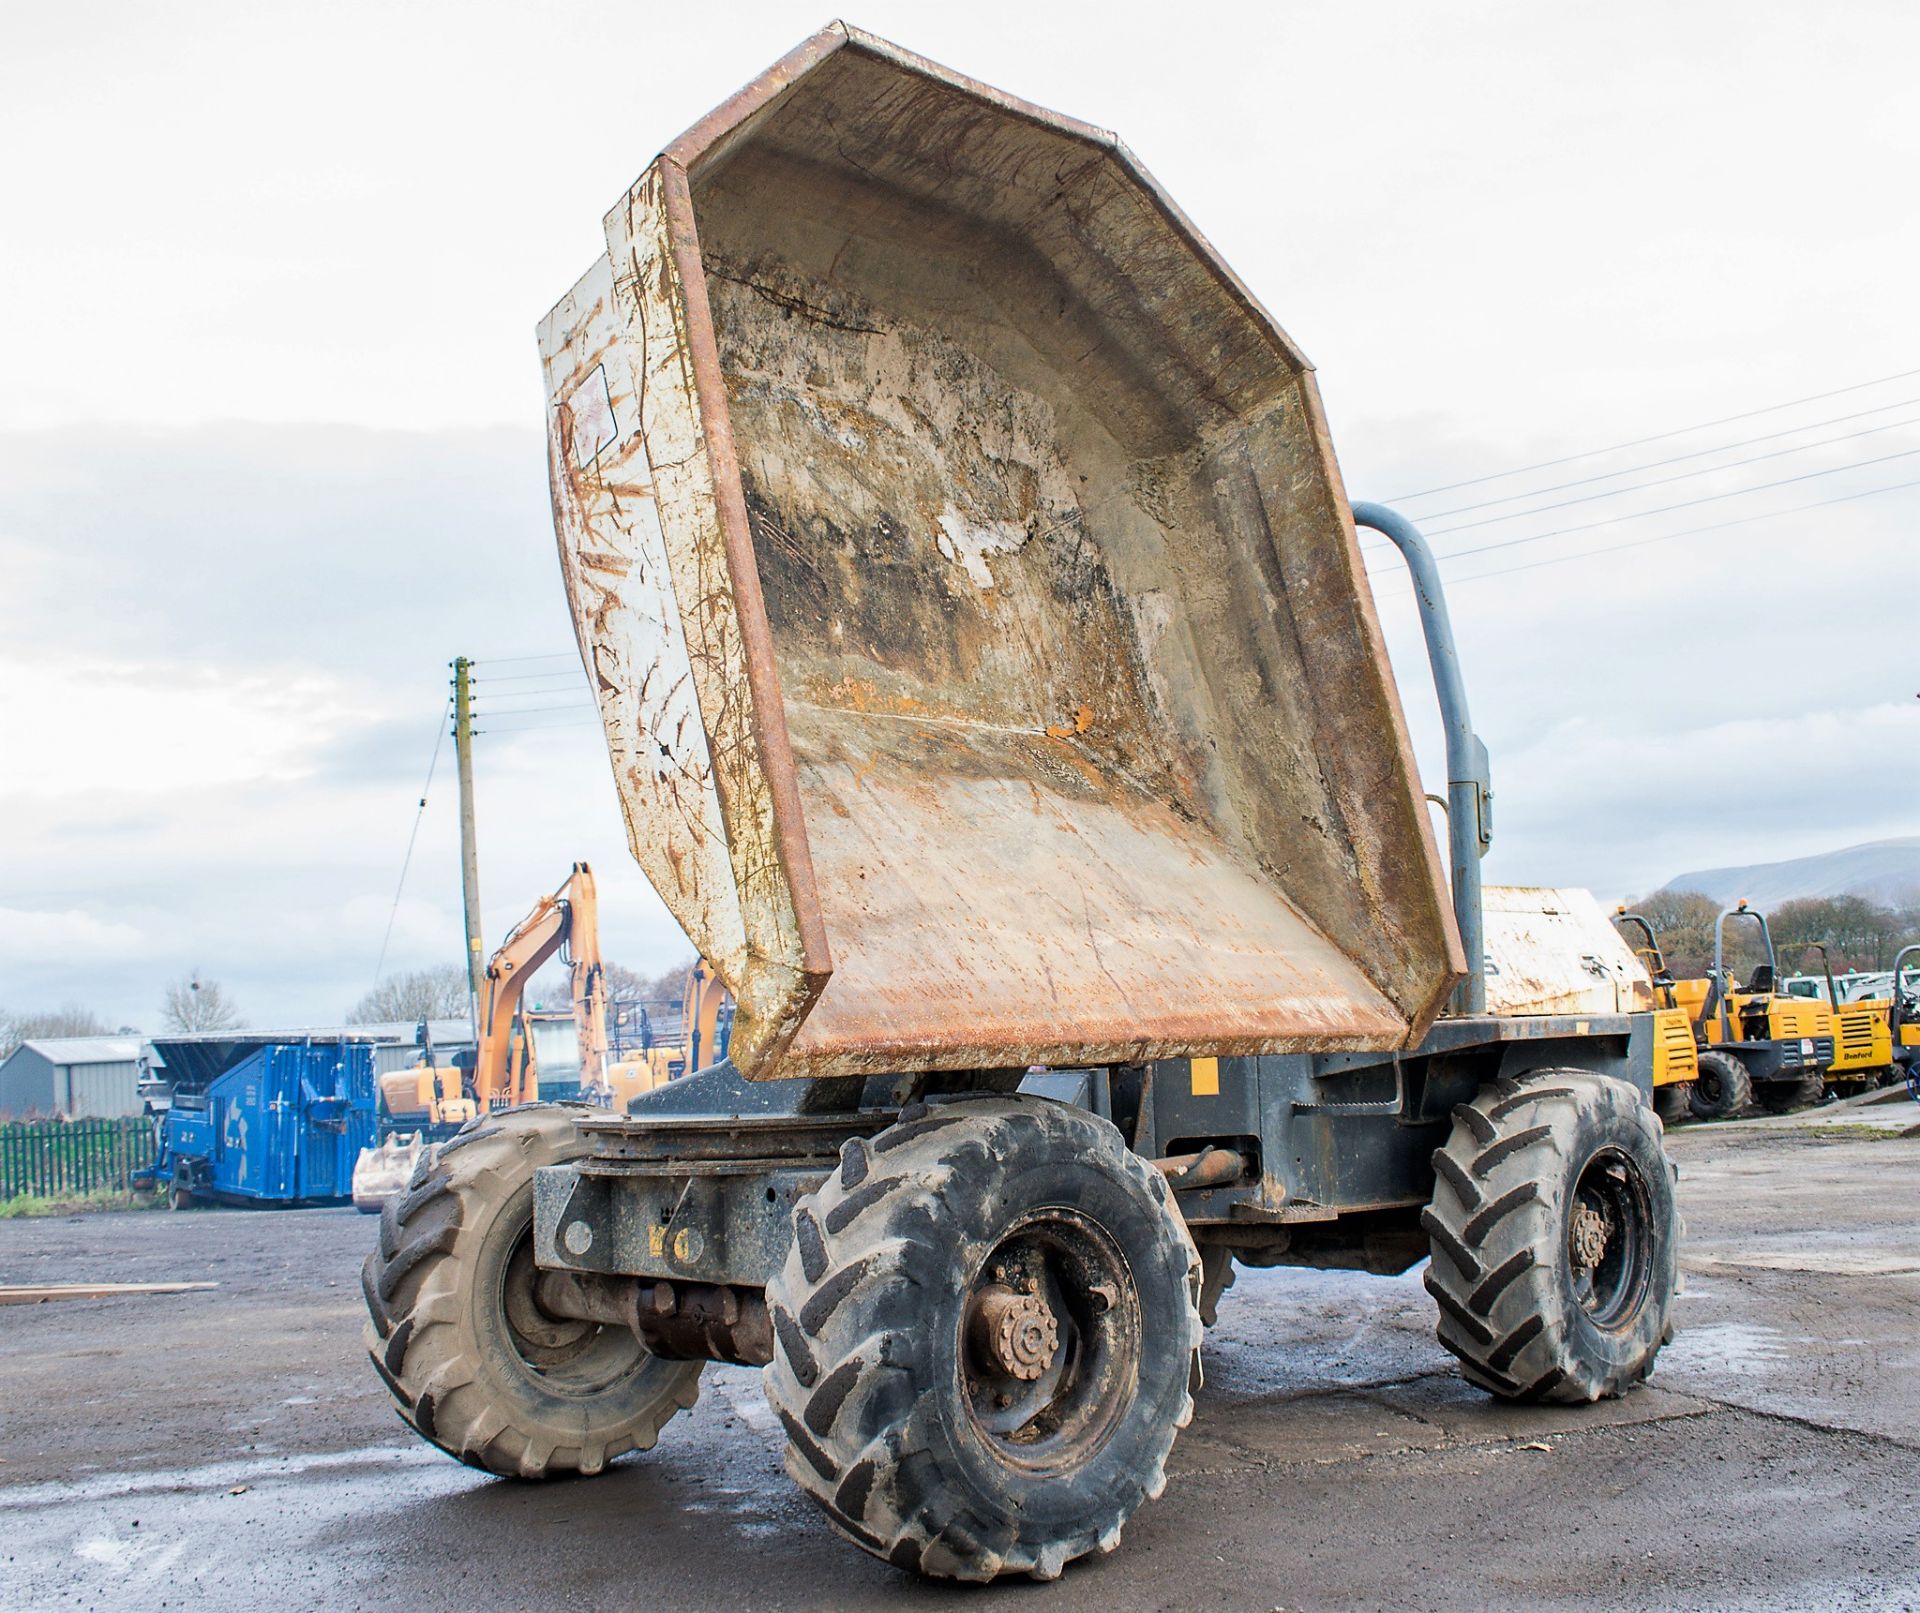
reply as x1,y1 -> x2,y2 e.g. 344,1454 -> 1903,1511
1661,838 -> 1920,910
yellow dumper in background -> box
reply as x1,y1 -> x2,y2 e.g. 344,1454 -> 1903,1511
1645,902 -> 1835,1119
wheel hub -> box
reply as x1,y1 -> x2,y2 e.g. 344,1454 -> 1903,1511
957,1214 -> 1141,1472
970,1282 -> 1060,1380
1567,1151 -> 1652,1331
1569,1201 -> 1612,1271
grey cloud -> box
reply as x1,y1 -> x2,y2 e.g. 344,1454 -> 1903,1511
0,422 -> 571,682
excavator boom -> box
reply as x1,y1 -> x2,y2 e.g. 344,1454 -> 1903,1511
473,861 -> 599,1107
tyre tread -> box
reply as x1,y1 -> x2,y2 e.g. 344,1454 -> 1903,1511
360,1104 -> 700,1479
764,1097 -> 1201,1582
1424,1069 -> 1677,1406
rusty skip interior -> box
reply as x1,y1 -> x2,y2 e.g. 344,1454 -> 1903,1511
673,36 -> 1456,1072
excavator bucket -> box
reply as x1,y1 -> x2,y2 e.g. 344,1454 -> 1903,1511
352,1132 -> 432,1215
539,25 -> 1463,1080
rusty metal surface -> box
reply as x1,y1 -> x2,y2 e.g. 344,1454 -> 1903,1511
542,26 -> 1460,1079
1482,886 -> 1655,1019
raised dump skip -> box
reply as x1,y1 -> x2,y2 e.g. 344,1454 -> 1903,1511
539,24 -> 1463,1080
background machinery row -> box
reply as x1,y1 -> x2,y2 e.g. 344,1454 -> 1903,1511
1614,902 -> 1920,1121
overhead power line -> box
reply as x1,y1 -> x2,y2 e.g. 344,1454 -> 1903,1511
372,697 -> 452,986
473,672 -> 589,689
1396,414 -> 1920,541
1386,364 -> 1920,502
1402,398 -> 1920,525
477,719 -> 604,736
471,651 -> 580,668
470,698 -> 595,715
1366,472 -> 1920,596
1424,442 -> 1920,565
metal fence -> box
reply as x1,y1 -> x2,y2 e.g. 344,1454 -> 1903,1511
0,1116 -> 157,1199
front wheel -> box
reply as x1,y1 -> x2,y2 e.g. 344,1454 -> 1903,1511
362,1103 -> 701,1478
764,1097 -> 1202,1582
1424,1069 -> 1679,1403
1689,1050 -> 1752,1120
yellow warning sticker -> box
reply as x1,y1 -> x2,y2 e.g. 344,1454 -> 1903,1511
1190,1056 -> 1220,1096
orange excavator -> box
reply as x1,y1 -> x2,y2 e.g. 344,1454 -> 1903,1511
352,863 -> 725,1209
610,956 -> 734,1087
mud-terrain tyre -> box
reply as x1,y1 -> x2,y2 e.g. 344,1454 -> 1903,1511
1688,1050 -> 1752,1120
361,1103 -> 701,1478
763,1096 -> 1202,1582
1653,1082 -> 1693,1125
1424,1070 -> 1679,1404
1757,1072 -> 1825,1113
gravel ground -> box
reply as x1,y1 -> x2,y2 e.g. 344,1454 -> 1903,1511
1,1119 -> 1916,1611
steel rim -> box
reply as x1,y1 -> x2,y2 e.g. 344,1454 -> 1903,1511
498,1224 -> 646,1394
958,1207 -> 1140,1474
1566,1146 -> 1653,1331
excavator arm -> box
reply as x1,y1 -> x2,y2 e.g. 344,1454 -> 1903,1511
566,868 -> 613,1097
475,862 -> 600,1107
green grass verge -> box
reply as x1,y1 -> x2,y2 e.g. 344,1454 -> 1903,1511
0,1188 -> 167,1218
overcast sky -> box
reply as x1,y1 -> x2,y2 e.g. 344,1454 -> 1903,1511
3,1 -> 1917,1028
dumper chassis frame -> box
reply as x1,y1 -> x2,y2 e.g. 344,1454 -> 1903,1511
532,1012 -> 1668,1334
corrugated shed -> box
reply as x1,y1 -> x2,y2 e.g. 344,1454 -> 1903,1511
0,1046 -> 57,1117
61,1061 -> 143,1118
18,1036 -> 144,1065
0,1039 -> 146,1118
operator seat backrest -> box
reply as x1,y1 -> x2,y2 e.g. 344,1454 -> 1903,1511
1745,964 -> 1775,994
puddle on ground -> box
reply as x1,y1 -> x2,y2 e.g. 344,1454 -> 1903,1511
0,1440 -> 452,1510
1712,1251 -> 1920,1276
1658,1320 -> 1794,1377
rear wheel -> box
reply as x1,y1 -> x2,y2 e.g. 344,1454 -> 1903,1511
1653,1082 -> 1693,1125
763,1097 -> 1202,1582
1688,1050 -> 1752,1120
1757,1072 -> 1825,1113
362,1103 -> 701,1478
1424,1070 -> 1679,1403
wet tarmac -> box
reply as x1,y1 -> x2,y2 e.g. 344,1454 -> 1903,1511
2,1120 -> 1916,1611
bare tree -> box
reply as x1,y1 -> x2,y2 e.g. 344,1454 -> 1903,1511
160,972 -> 245,1033
1620,889 -> 1724,981
348,965 -> 471,1024
1771,894 -> 1912,973
604,958 -> 698,1006
0,1004 -> 112,1060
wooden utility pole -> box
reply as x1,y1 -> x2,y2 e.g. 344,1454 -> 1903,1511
451,656 -> 485,1033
